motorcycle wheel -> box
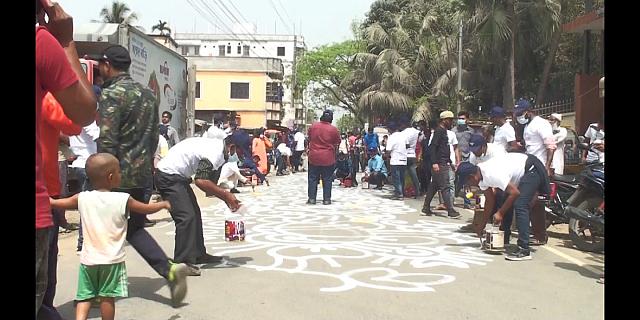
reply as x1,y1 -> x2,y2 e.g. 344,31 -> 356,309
568,198 -> 604,253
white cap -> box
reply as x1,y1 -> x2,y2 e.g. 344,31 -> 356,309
206,126 -> 227,140
550,113 -> 562,122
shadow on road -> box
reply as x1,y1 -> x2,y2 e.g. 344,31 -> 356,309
554,262 -> 602,279
547,230 -> 571,240
128,276 -> 189,307
200,256 -> 254,270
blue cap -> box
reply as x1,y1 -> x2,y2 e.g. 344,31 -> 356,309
489,106 -> 506,118
468,134 -> 486,153
456,162 -> 479,185
513,99 -> 531,116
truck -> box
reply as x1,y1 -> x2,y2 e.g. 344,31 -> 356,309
73,23 -> 195,138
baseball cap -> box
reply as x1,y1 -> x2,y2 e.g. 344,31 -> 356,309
87,45 -> 132,69
456,162 -> 479,185
513,99 -> 532,116
468,134 -> 486,154
440,110 -> 455,119
489,106 -> 506,118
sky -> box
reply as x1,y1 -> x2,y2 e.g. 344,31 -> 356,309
57,0 -> 375,48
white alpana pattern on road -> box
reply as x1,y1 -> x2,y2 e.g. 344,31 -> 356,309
164,173 -> 493,293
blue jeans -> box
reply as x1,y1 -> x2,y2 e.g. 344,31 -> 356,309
406,158 -> 420,194
390,165 -> 406,197
501,168 -> 544,251
308,164 -> 335,201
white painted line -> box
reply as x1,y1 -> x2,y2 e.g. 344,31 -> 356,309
541,246 -> 601,275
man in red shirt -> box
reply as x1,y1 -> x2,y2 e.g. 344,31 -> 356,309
307,110 -> 341,205
39,93 -> 82,319
36,1 -> 97,315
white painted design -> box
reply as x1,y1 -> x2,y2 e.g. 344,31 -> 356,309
166,175 -> 492,292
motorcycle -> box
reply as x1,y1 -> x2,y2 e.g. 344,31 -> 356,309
564,158 -> 604,252
542,139 -> 604,252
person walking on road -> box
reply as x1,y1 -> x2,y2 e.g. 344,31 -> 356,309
386,122 -> 408,200
93,45 -> 187,304
307,110 -> 341,205
421,111 -> 460,219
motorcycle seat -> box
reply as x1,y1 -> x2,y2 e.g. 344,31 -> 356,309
553,174 -> 576,183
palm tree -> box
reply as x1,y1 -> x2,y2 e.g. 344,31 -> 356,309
152,20 -> 172,36
100,1 -> 138,25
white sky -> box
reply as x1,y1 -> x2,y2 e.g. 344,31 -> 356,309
57,0 -> 375,48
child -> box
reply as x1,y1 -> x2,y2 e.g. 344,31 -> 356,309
50,153 -> 186,320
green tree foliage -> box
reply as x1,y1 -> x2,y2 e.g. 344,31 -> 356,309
336,114 -> 360,133
152,20 -> 171,35
100,1 -> 138,24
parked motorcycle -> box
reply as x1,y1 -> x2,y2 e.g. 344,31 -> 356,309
564,159 -> 604,252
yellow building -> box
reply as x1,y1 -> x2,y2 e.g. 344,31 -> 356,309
187,56 -> 284,128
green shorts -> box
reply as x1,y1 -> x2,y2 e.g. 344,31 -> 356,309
76,262 -> 128,301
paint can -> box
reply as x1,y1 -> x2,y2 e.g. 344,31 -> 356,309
362,181 -> 369,189
482,224 -> 504,251
225,205 -> 246,241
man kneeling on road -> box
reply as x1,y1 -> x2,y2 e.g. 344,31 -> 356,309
456,152 -> 550,261
155,127 -> 241,275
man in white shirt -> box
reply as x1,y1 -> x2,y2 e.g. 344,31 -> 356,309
549,113 -> 568,175
489,107 -> 518,152
155,129 -> 240,275
514,99 -> 556,177
457,152 -> 550,261
402,121 -> 421,198
292,129 -> 306,173
583,121 -> 604,163
69,121 -> 100,191
386,123 -> 408,200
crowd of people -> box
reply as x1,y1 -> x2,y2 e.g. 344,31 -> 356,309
303,100 -> 604,262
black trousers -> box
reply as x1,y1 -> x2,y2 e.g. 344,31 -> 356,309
422,163 -> 455,213
368,172 -> 386,188
155,171 -> 207,264
114,187 -> 170,278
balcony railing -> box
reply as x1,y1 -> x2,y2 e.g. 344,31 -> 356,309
266,95 -> 282,102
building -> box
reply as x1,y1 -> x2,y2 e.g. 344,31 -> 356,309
187,56 -> 284,129
148,34 -> 179,53
174,31 -> 306,129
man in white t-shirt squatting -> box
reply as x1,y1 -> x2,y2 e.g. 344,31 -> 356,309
457,152 -> 550,261
155,128 -> 241,275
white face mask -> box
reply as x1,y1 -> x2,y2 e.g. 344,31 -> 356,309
552,123 -> 559,130
516,115 -> 528,125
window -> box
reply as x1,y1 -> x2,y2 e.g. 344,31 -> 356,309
230,82 -> 249,99
227,46 -> 231,54
181,46 -> 188,56
194,46 -> 199,56
219,45 -> 225,56
265,82 -> 282,102
277,46 -> 285,56
243,45 -> 250,56
237,46 -> 241,54
195,81 -> 201,99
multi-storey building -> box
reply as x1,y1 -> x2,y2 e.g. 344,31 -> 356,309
175,31 -> 306,129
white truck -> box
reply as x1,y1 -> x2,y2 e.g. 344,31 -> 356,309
73,23 -> 196,138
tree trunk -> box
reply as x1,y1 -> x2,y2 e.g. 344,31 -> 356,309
502,0 -> 516,109
535,28 -> 562,105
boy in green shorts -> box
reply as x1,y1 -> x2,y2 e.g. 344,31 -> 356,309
51,153 -> 187,320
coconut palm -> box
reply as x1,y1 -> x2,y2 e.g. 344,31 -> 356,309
152,20 -> 172,36
100,1 -> 138,25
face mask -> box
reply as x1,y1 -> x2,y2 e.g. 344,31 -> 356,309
260,134 -> 265,139
552,123 -> 559,130
516,114 -> 529,125
457,119 -> 466,126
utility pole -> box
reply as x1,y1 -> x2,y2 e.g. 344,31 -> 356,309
457,19 -> 463,114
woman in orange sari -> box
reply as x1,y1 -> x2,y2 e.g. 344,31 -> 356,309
252,128 -> 272,174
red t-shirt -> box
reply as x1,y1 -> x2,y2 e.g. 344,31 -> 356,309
41,93 -> 82,196
308,121 -> 341,166
36,27 -> 78,229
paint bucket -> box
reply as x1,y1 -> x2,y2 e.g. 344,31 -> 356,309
225,205 -> 247,241
482,224 -> 504,251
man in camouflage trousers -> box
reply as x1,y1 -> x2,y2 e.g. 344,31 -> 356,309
92,45 -> 188,306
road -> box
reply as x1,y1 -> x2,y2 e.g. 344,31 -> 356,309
53,172 -> 604,320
